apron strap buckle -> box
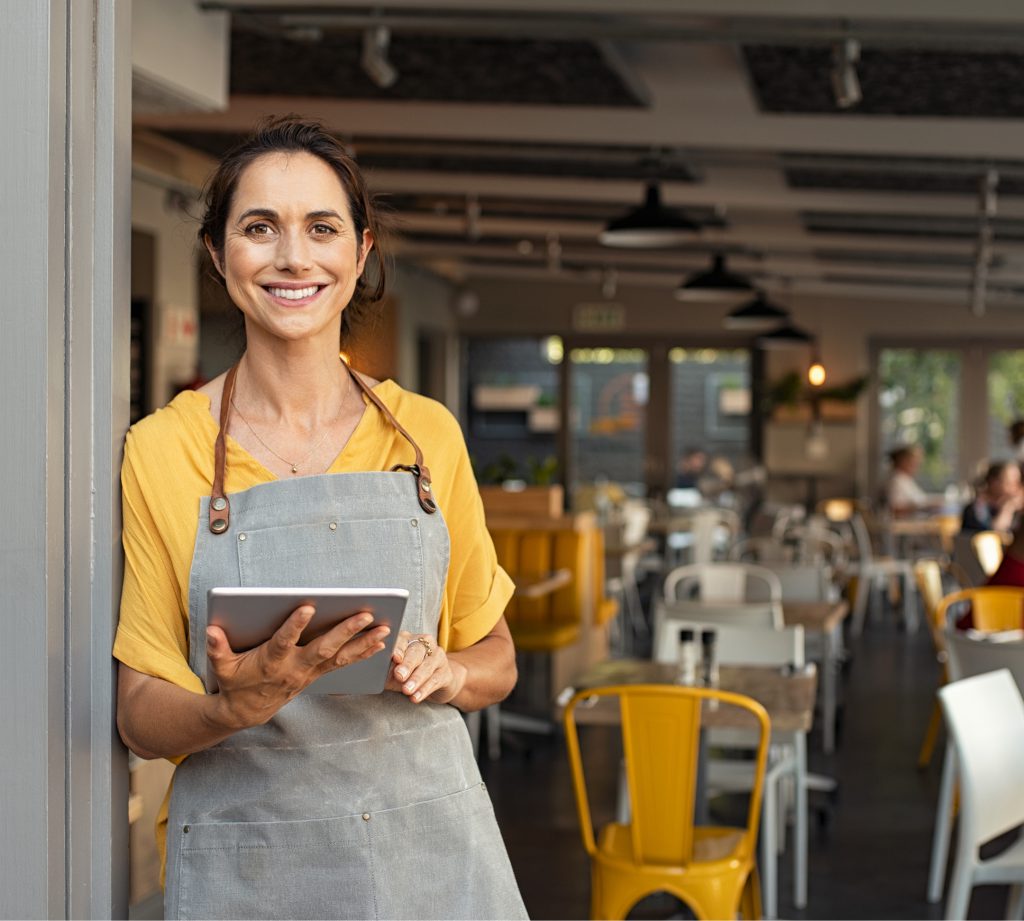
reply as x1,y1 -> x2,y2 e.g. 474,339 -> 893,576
391,464 -> 437,514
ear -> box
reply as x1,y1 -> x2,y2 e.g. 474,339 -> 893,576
203,234 -> 225,277
356,229 -> 374,276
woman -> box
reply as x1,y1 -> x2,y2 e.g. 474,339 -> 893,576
961,460 -> 1024,533
114,117 -> 527,920
883,445 -> 940,517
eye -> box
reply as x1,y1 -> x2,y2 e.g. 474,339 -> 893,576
244,222 -> 274,237
311,222 -> 338,237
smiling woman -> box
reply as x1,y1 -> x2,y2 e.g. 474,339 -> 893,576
113,117 -> 526,921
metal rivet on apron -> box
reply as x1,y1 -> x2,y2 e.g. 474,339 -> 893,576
329,522 -> 337,531
210,519 -> 228,534
211,497 -> 227,512
238,533 -> 247,541
361,813 -> 371,821
422,481 -> 432,493
410,519 -> 418,527
183,825 -> 190,834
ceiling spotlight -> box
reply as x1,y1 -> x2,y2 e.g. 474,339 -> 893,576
757,323 -> 815,350
599,182 -> 700,248
831,38 -> 861,110
361,25 -> 398,89
675,254 -> 755,302
723,292 -> 791,330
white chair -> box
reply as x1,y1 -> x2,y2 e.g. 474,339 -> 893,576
604,500 -> 653,650
819,507 -> 917,636
665,506 -> 742,568
729,536 -> 796,564
937,669 -> 1024,920
653,620 -> 810,919
927,632 -> 1024,905
663,561 -> 783,607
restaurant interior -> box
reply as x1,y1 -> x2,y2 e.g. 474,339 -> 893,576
127,1 -> 1024,918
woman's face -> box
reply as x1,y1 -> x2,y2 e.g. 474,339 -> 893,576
993,465 -> 1021,500
208,151 -> 372,345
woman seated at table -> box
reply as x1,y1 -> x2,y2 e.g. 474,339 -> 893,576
883,445 -> 942,517
961,460 -> 1024,533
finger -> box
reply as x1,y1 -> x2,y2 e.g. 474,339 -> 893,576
311,611 -> 376,661
267,605 -> 316,661
332,628 -> 390,667
390,630 -> 415,664
393,640 -> 429,682
205,625 -> 235,668
406,664 -> 449,703
400,652 -> 444,698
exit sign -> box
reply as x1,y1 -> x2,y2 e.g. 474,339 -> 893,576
572,302 -> 626,332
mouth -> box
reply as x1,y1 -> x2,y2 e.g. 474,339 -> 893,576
262,284 -> 326,305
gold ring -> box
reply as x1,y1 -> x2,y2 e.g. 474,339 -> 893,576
407,636 -> 434,657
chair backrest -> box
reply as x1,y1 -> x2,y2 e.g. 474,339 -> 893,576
652,596 -> 783,658
563,684 -> 769,865
944,631 -> 1024,686
755,561 -> 836,602
914,559 -> 945,630
728,536 -> 795,564
663,562 -> 782,605
971,530 -> 1005,577
935,587 -> 1024,633
952,532 -> 987,587
938,669 -> 1024,848
653,619 -> 805,668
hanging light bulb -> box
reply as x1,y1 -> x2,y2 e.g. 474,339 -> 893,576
808,358 -> 826,387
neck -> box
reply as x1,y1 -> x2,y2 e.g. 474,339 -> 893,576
235,336 -> 354,426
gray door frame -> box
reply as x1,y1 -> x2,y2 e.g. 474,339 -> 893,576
2,1 -> 131,917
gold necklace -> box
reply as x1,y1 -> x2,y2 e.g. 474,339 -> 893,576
230,397 -> 339,475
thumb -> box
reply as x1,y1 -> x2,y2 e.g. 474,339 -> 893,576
206,625 -> 234,666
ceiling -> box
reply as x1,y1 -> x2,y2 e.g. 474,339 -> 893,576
133,0 -> 1024,312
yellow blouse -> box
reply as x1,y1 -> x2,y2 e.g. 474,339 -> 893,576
114,379 -> 513,690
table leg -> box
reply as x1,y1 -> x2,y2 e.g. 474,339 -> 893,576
795,731 -> 808,909
823,625 -> 839,753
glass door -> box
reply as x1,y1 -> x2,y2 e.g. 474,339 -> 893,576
567,346 -> 648,507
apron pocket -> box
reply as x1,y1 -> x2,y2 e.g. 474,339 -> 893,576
173,813 -> 377,921
235,516 -> 426,632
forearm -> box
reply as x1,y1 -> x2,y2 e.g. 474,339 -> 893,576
117,665 -> 244,761
443,630 -> 518,713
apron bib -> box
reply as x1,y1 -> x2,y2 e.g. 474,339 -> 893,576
163,366 -> 526,921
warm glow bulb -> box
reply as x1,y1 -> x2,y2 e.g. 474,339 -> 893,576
808,361 -> 826,387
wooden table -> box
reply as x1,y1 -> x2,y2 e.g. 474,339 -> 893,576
784,599 -> 849,754
564,658 -> 817,733
511,569 -> 572,599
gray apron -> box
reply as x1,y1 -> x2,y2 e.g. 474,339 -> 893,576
164,365 -> 527,921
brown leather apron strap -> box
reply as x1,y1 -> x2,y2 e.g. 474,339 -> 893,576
208,363 -> 238,534
346,365 -> 437,514
207,361 -> 437,533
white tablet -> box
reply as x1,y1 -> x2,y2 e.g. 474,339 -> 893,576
205,586 -> 409,695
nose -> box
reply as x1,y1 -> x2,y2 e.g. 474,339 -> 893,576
273,229 -> 313,273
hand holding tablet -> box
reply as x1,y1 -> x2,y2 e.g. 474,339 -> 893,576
205,587 -> 409,696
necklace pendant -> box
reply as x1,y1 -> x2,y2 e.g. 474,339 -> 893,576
291,465 -> 299,474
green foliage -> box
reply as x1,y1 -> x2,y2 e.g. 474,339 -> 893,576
878,349 -> 959,488
526,455 -> 559,486
988,352 -> 1024,428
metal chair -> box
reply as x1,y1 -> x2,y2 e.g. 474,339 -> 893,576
564,683 -> 769,920
971,529 -> 1005,578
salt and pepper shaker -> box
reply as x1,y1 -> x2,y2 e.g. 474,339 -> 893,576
676,627 -> 698,686
701,628 -> 719,709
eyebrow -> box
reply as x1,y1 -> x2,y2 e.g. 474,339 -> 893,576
236,208 -> 346,223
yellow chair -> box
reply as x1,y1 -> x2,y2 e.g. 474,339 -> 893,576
564,684 -> 768,921
914,559 -> 948,769
934,586 -> 1024,633
971,530 -> 1005,577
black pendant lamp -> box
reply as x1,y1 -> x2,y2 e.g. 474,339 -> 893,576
599,182 -> 700,248
757,323 -> 815,350
674,253 -> 755,301
724,292 -> 790,330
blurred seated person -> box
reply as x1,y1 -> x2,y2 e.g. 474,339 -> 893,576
961,460 -> 1023,533
675,448 -> 708,489
884,445 -> 943,517
1009,418 -> 1024,464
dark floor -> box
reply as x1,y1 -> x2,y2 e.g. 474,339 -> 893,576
481,606 -> 1012,920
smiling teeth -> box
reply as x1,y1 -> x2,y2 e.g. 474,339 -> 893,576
268,285 -> 319,300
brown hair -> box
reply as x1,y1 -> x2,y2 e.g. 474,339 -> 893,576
198,115 -> 391,341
